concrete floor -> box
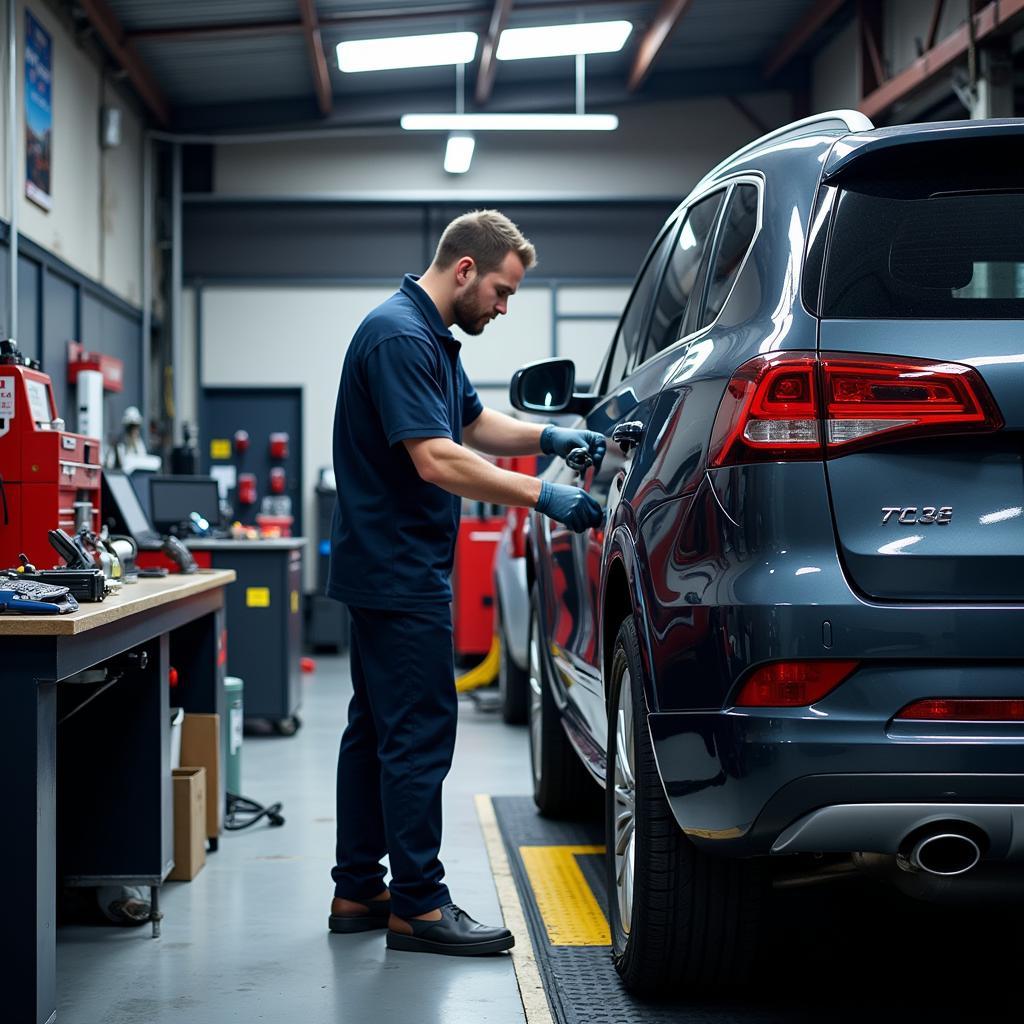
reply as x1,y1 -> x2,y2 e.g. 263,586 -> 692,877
57,655 -> 533,1024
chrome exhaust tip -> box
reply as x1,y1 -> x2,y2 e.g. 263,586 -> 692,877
903,830 -> 983,877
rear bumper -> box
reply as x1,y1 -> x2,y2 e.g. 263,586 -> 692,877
648,669 -> 1024,856
771,802 -> 1024,859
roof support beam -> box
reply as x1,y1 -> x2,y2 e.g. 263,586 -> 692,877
627,0 -> 696,92
297,0 -> 333,116
78,0 -> 170,125
762,0 -> 847,80
475,0 -> 513,105
924,0 -> 946,51
860,0 -> 1024,119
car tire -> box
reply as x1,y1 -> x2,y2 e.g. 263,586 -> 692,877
528,587 -> 598,819
497,595 -> 529,725
605,615 -> 764,996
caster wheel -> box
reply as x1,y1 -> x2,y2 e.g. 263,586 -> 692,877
273,715 -> 300,736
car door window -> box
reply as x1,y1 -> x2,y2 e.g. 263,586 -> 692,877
702,183 -> 760,327
604,225 -> 676,389
643,192 -> 724,361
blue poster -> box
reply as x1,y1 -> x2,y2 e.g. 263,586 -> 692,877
25,9 -> 52,211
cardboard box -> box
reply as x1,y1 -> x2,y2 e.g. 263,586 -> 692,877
181,713 -> 221,838
169,767 -> 206,881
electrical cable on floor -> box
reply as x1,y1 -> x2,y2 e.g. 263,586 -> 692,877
224,792 -> 285,831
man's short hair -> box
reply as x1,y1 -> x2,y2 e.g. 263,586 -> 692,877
432,209 -> 537,275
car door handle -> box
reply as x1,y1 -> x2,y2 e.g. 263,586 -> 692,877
612,420 -> 645,452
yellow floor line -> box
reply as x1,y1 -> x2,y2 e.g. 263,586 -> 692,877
475,794 -> 554,1024
518,845 -> 611,946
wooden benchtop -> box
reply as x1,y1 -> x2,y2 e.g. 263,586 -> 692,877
0,569 -> 236,636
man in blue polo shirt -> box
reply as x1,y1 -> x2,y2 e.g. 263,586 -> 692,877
326,210 -> 604,956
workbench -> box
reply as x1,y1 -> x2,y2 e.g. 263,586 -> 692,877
1,569 -> 236,1024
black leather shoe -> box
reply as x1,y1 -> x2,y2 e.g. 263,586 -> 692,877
386,903 -> 514,956
328,898 -> 391,934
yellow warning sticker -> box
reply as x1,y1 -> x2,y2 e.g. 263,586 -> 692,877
518,845 -> 610,946
290,590 -> 299,614
210,438 -> 232,460
246,586 -> 271,608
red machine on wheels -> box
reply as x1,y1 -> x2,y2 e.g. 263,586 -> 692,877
0,340 -> 102,570
451,455 -> 537,662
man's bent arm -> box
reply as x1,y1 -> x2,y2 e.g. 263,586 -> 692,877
462,408 -> 546,456
404,436 -> 543,507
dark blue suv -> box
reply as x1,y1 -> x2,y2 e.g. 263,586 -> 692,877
510,111 -> 1024,996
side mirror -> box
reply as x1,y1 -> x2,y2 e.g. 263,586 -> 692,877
509,358 -> 598,416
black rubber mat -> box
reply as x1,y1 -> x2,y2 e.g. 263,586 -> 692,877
492,795 -> 1023,1023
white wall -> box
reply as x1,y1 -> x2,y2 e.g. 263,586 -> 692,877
214,94 -> 793,200
0,0 -> 144,305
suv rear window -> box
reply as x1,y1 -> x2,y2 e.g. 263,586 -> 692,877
822,190 -> 1024,319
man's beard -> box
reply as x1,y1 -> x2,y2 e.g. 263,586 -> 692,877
453,280 -> 491,336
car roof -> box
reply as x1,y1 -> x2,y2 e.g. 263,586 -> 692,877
674,110 -> 871,212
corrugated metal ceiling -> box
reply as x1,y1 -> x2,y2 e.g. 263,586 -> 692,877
95,0 -> 825,127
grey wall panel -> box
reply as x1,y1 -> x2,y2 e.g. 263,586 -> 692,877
428,203 -> 675,279
184,205 -> 425,280
17,257 -> 41,363
42,270 -> 78,425
184,200 -> 676,282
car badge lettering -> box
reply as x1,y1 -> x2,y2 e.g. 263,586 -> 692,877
881,506 -> 952,525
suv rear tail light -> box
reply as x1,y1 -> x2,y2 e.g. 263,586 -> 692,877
895,698 -> 1024,721
733,659 -> 859,707
708,352 -> 1003,467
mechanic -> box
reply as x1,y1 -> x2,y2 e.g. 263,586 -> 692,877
327,209 -> 604,957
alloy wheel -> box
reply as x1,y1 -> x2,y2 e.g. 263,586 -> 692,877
528,623 -> 543,787
613,668 -> 636,935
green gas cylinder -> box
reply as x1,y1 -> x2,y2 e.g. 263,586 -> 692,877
224,675 -> 244,795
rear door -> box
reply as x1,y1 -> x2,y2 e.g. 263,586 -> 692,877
817,143 -> 1024,601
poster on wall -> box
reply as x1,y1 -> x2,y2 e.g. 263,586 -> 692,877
25,9 -> 52,212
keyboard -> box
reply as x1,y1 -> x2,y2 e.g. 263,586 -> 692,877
0,577 -> 79,614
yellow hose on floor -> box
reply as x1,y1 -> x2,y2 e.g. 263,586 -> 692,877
455,635 -> 501,693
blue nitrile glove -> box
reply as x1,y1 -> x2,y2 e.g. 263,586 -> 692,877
540,426 -> 606,474
536,481 -> 603,533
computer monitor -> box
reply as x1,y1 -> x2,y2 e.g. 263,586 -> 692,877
102,470 -> 163,549
149,475 -> 221,535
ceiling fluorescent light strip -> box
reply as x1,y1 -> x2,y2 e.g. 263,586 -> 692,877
337,31 -> 478,73
402,113 -> 618,131
496,21 -> 633,61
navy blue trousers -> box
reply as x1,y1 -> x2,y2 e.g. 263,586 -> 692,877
332,602 -> 457,919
